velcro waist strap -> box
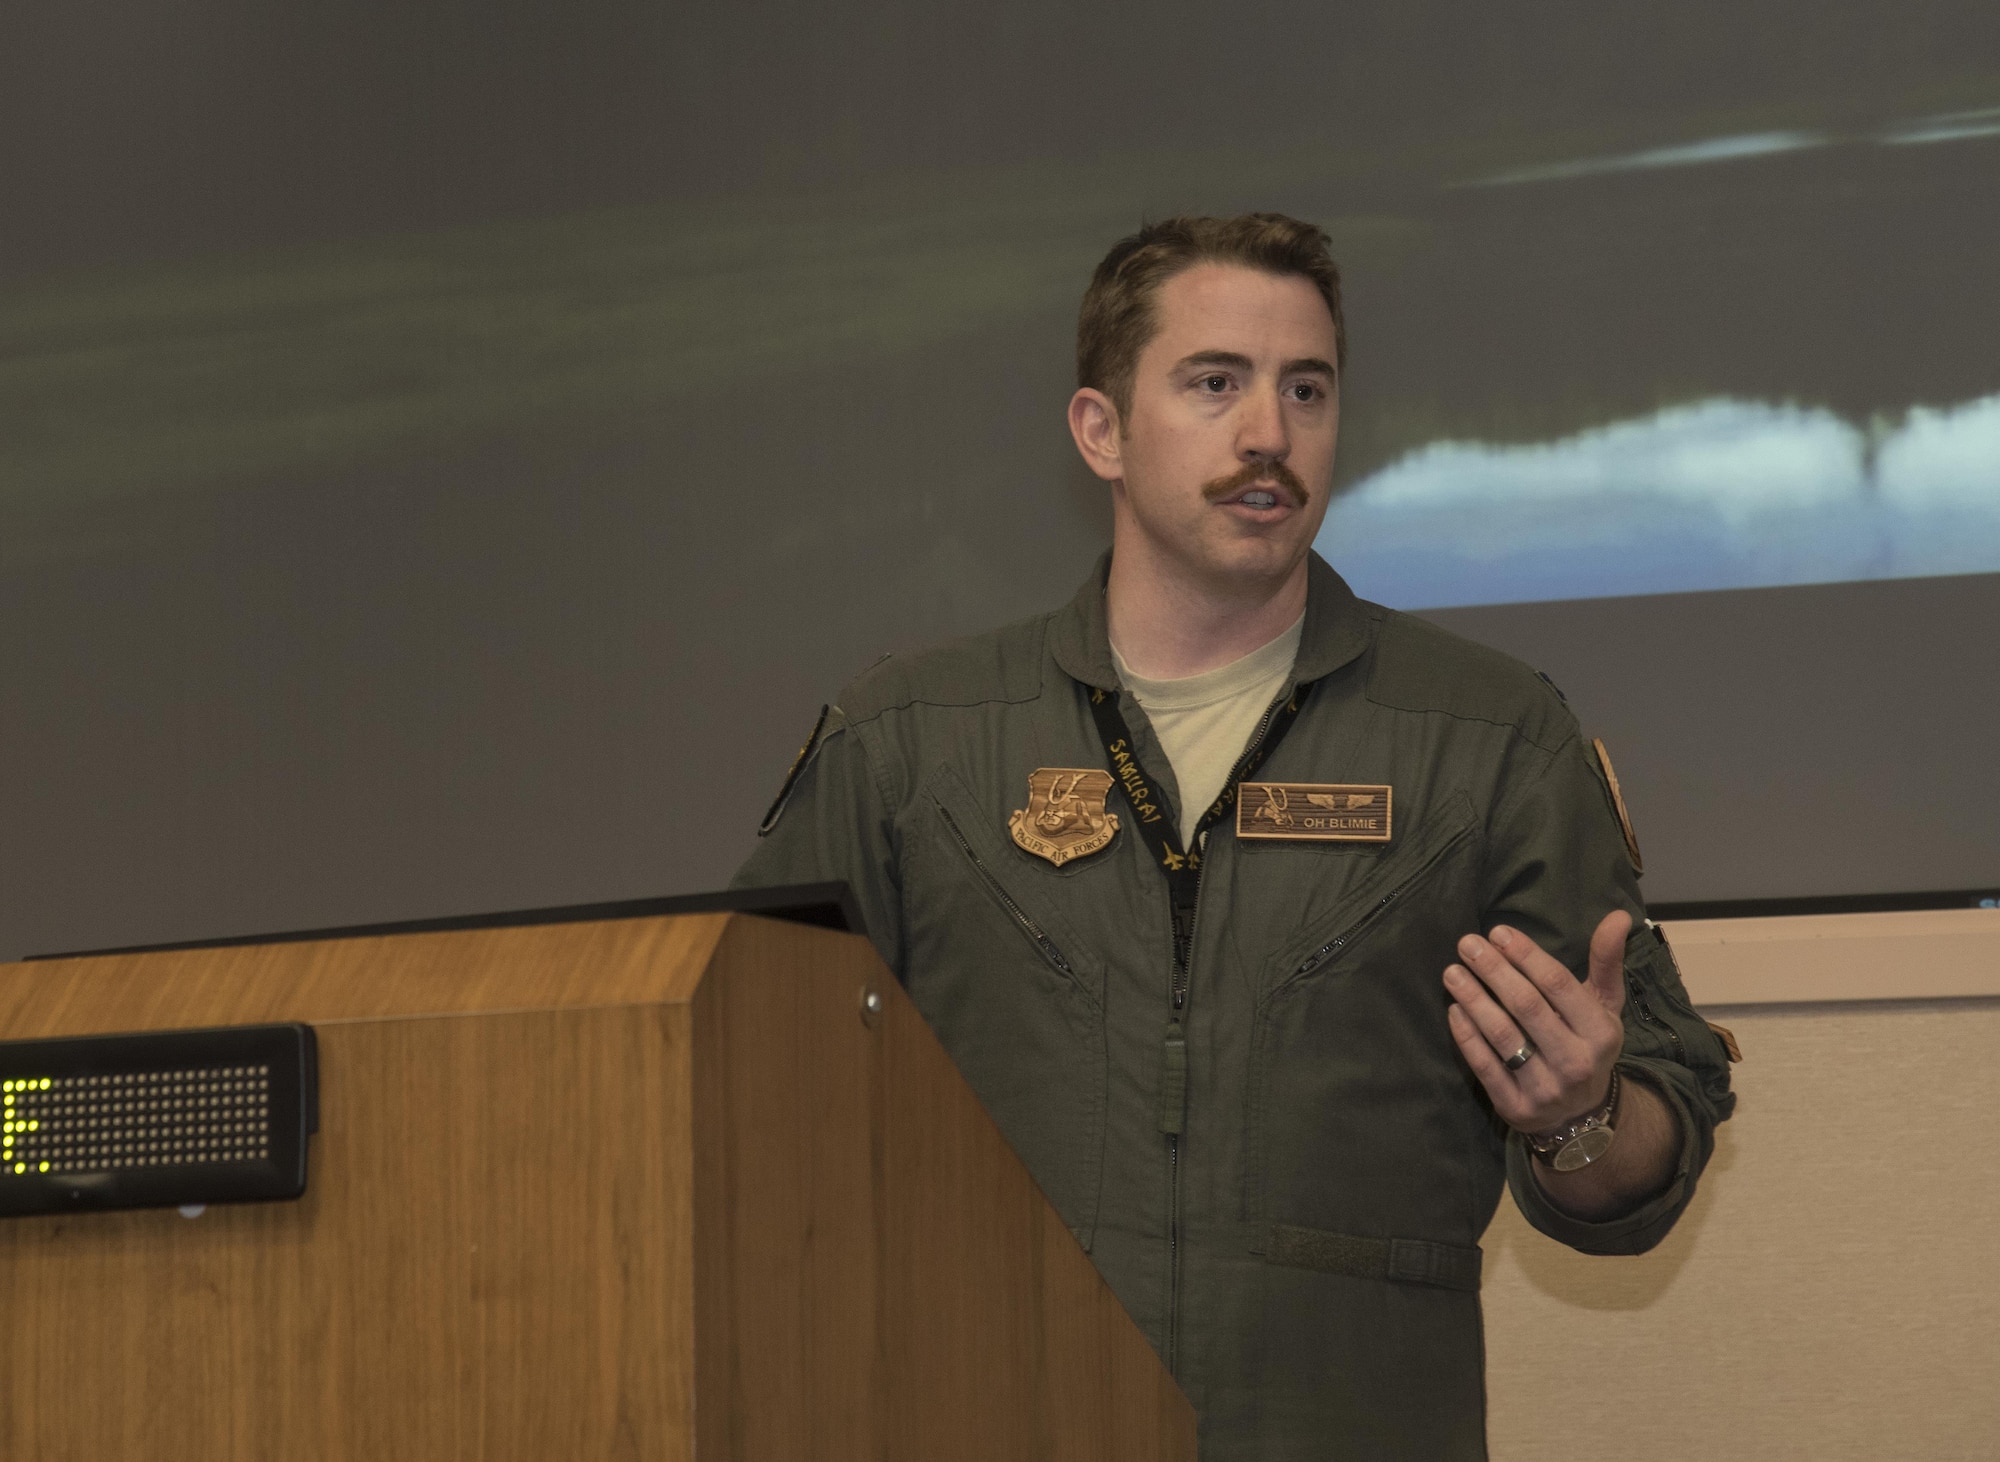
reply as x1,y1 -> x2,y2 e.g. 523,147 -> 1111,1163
1264,1223 -> 1482,1292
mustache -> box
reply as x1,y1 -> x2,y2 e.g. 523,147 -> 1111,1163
1201,457 -> 1309,507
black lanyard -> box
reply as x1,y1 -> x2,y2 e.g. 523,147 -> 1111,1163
1087,680 -> 1308,971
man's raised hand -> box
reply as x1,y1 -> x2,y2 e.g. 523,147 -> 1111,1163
1442,910 -> 1630,1134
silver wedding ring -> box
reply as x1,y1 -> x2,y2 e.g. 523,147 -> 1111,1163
1504,1042 -> 1537,1071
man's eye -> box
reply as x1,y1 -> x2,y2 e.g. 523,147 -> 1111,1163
1289,382 -> 1320,402
1201,375 -> 1230,392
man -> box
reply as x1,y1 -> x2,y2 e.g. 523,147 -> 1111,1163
735,214 -> 1735,1458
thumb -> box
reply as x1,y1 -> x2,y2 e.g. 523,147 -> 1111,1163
1588,909 -> 1632,1015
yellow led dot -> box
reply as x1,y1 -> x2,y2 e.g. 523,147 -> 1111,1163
37,1163 -> 47,1173
12,1164 -> 22,1175
27,1121 -> 37,1132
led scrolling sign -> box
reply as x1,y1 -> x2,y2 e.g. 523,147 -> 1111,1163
0,1024 -> 317,1218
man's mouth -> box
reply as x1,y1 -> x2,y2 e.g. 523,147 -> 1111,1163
1202,458 -> 1309,511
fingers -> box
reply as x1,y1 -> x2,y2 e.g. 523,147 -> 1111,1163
1443,958 -> 1592,1108
1587,910 -> 1632,1017
1445,1004 -> 1534,1128
1454,927 -> 1590,1045
1441,962 -> 1535,1064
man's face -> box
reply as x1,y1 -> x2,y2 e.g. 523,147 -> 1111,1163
1074,262 -> 1341,589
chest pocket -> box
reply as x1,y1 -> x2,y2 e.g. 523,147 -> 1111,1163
1244,794 -> 1501,1243
918,764 -> 1108,1006
905,763 -> 1110,1247
1262,794 -> 1481,999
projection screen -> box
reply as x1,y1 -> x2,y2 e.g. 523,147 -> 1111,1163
3,0 -> 1996,959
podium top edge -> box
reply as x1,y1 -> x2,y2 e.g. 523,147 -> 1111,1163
27,884 -> 866,962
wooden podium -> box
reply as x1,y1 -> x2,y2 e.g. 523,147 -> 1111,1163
0,907 -> 1196,1460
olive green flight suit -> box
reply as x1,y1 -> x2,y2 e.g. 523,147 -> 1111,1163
734,552 -> 1735,1460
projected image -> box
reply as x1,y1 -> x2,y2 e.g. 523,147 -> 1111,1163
1317,107 -> 2000,609
1321,393 -> 2000,610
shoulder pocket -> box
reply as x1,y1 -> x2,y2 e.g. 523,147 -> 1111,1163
1627,924 -> 1737,1116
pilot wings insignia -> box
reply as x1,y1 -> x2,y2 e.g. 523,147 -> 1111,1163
1305,791 -> 1378,811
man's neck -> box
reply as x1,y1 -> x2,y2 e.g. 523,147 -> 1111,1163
1105,535 -> 1310,681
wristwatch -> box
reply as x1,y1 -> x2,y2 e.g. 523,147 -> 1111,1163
1527,1068 -> 1622,1172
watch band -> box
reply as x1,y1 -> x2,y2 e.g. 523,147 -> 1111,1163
1528,1067 -> 1622,1172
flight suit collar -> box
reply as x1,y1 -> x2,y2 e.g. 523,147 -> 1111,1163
1294,550 -> 1374,683
1048,551 -> 1120,691
1049,547 -> 1373,691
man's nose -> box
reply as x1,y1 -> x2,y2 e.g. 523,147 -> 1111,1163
1237,385 -> 1290,462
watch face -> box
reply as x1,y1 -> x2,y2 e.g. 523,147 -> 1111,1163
1551,1125 -> 1617,1172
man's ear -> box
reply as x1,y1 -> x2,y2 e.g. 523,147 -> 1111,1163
1067,387 -> 1124,483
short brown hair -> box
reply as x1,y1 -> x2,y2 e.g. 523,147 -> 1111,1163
1076,213 -> 1345,418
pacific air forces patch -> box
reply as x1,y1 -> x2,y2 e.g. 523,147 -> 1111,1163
1009,768 -> 1120,867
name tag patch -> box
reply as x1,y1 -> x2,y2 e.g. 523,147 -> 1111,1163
1236,783 -> 1393,842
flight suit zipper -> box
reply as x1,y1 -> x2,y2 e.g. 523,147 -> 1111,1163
935,802 -> 1078,980
1159,689 -> 1291,1372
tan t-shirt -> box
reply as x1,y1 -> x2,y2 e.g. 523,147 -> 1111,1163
1111,615 -> 1305,847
